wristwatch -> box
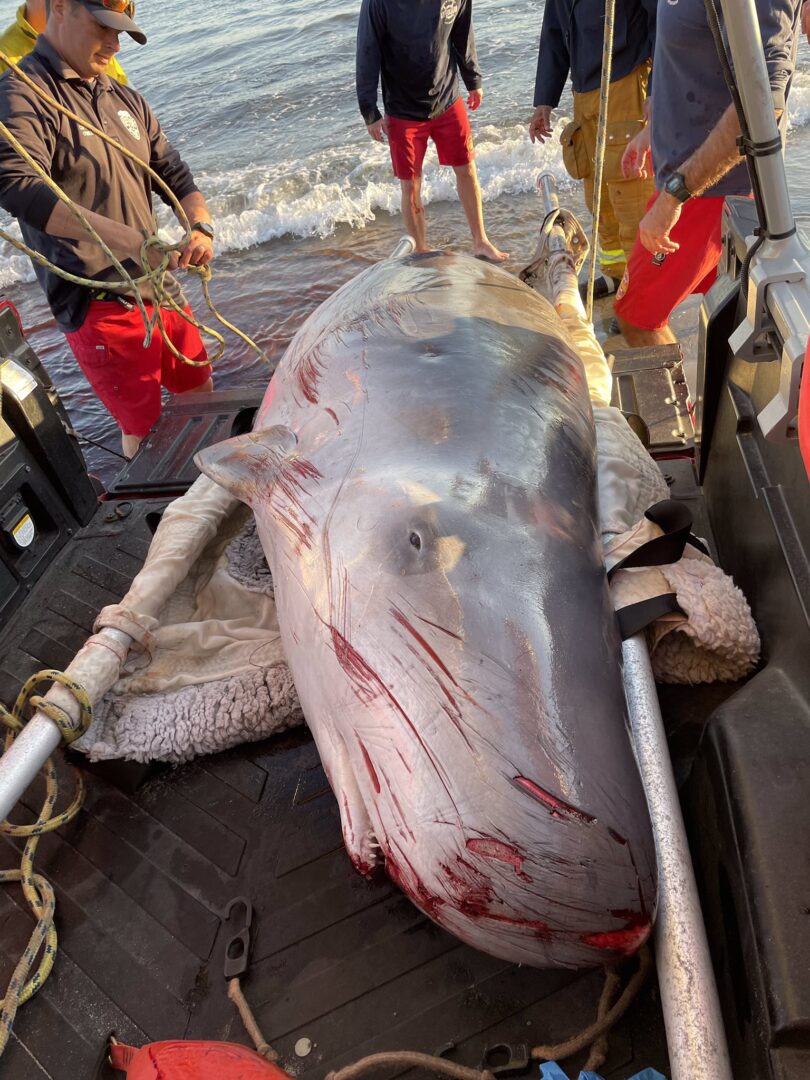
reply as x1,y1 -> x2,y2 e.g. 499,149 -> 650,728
192,221 -> 215,240
663,171 -> 692,203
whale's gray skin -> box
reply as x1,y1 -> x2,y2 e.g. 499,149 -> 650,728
196,251 -> 656,969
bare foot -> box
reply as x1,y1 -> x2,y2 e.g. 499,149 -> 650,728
473,240 -> 509,263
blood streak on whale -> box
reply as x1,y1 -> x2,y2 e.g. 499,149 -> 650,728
513,776 -> 596,824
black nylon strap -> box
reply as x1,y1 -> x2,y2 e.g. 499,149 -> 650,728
607,499 -> 708,582
737,134 -> 784,159
617,593 -> 685,640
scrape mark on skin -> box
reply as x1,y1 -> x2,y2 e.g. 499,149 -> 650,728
330,627 -> 382,706
442,857 -> 495,917
391,607 -> 459,686
295,343 -> 328,404
480,912 -> 553,940
513,776 -> 596,824
608,828 -> 627,846
325,407 -> 339,425
419,617 -> 462,639
466,837 -> 532,882
357,740 -> 381,794
269,456 -> 323,553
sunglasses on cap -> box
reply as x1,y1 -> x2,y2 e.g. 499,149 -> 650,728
95,0 -> 136,18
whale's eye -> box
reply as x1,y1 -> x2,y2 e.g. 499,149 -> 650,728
409,531 -> 422,550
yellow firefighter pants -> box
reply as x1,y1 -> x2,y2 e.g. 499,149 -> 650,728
568,61 -> 655,281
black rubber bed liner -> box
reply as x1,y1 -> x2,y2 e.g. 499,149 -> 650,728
0,493 -> 674,1080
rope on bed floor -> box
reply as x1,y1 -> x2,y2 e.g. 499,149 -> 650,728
0,669 -> 92,1058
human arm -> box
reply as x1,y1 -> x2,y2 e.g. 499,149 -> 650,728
356,0 -> 384,127
637,0 -> 794,254
803,0 -> 810,41
450,0 -> 483,93
622,96 -> 652,178
532,0 -> 570,116
635,103 -> 742,253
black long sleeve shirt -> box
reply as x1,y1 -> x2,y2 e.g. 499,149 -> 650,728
0,36 -> 198,331
534,0 -> 657,108
356,0 -> 483,125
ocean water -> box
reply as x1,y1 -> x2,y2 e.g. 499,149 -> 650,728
1,0 -> 810,478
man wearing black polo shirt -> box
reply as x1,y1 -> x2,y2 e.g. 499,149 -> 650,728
0,0 -> 216,458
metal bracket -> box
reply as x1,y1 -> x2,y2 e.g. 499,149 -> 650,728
222,895 -> 254,980
519,174 -> 589,290
729,235 -> 805,363
478,1043 -> 531,1076
729,233 -> 810,442
520,207 -> 589,288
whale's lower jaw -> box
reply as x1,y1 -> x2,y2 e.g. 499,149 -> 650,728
379,848 -> 653,970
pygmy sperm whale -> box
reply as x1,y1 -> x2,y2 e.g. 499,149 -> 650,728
196,250 -> 656,969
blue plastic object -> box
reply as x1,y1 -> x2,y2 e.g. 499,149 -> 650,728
538,1065 -> 667,1080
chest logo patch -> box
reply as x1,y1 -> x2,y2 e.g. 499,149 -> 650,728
117,109 -> 141,141
440,0 -> 459,23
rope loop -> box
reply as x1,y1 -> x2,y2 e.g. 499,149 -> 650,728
0,48 -> 271,372
0,669 -> 94,1056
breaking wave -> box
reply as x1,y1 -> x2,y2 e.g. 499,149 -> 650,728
4,93 -> 810,290
0,121 -> 571,287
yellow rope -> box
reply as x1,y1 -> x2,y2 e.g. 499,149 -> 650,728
0,48 -> 270,369
585,0 -> 616,321
0,671 -> 93,1056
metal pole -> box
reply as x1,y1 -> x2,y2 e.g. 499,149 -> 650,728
622,634 -> 733,1080
718,0 -> 795,238
0,627 -> 134,822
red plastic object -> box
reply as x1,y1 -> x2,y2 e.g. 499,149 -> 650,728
109,1040 -> 294,1079
800,335 -> 810,481
0,297 -> 24,335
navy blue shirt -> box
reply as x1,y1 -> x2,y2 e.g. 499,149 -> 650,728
356,0 -> 482,125
651,0 -> 799,197
534,0 -> 656,108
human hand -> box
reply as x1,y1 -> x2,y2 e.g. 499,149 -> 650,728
179,229 -> 214,270
638,193 -> 681,255
144,236 -> 179,272
622,126 -> 651,178
367,117 -> 388,143
467,87 -> 483,111
528,105 -> 553,144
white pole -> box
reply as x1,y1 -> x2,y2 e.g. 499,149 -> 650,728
623,635 -> 733,1080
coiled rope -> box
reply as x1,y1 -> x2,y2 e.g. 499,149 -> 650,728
0,670 -> 92,1057
0,49 -> 270,370
584,0 -> 616,322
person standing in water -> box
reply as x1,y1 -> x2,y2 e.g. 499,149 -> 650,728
356,0 -> 508,262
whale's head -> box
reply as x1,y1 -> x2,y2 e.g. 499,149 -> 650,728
197,426 -> 656,969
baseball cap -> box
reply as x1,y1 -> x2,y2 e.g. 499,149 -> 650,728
82,0 -> 147,45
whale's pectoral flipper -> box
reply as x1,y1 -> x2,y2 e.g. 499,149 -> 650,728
195,426 -> 298,507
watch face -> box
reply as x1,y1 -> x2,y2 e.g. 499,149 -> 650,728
194,222 -> 214,239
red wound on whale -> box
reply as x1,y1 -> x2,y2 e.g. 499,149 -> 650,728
465,837 -> 524,873
513,776 -> 595,823
357,740 -> 381,794
579,910 -> 651,954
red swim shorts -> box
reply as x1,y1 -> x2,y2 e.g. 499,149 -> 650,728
614,192 -> 731,331
66,300 -> 211,438
387,98 -> 474,181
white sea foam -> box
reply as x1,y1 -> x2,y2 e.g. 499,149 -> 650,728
3,100 -> 810,290
1,122 -> 571,287
788,67 -> 810,131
